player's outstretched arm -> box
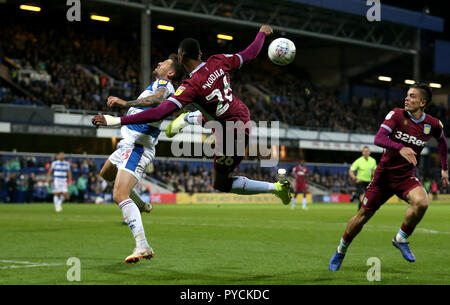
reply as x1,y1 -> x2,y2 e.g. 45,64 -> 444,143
107,87 -> 169,108
237,25 -> 273,63
92,99 -> 179,127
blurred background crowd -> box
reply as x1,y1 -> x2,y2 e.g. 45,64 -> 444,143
2,23 -> 449,134
1,155 -> 444,203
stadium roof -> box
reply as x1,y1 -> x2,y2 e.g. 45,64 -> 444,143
289,0 -> 444,32
90,0 -> 445,54
4,0 -> 448,90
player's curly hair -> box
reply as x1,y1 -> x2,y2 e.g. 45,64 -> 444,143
178,38 -> 201,60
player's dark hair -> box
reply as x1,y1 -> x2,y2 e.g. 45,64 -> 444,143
410,83 -> 432,105
179,38 -> 201,60
168,53 -> 186,86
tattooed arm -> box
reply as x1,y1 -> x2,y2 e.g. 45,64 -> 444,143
107,87 -> 169,108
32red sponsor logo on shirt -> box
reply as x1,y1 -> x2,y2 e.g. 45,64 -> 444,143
394,131 -> 427,147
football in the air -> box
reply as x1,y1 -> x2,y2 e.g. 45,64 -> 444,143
268,38 -> 296,66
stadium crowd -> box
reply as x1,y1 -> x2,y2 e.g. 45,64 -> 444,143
0,154 -> 105,203
0,154 -> 447,203
0,20 -> 449,203
150,160 -> 278,193
1,22 -> 449,134
0,154 -> 353,202
0,23 -> 143,111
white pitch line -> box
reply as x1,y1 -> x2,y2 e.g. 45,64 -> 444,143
0,260 -> 38,264
0,260 -> 63,270
142,219 -> 450,235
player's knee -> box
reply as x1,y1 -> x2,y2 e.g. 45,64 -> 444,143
113,190 -> 128,205
410,193 -> 428,211
413,198 -> 428,212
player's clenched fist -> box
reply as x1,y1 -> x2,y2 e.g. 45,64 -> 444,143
92,113 -> 106,127
92,113 -> 122,127
107,96 -> 126,107
259,25 -> 273,36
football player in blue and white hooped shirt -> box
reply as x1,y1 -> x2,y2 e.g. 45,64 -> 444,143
46,152 -> 72,212
99,54 -> 185,263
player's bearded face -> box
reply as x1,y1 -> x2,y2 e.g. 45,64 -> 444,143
153,62 -> 163,78
154,59 -> 173,79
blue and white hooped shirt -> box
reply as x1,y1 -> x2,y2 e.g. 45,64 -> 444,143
51,160 -> 70,184
120,78 -> 174,148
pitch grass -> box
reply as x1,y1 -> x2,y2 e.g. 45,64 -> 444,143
0,202 -> 449,285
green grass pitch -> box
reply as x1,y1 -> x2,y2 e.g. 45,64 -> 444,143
1,202 -> 449,285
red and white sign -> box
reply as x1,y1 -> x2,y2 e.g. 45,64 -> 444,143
150,193 -> 176,204
330,193 -> 351,203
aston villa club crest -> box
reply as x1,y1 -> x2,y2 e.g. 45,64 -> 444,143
424,124 -> 431,135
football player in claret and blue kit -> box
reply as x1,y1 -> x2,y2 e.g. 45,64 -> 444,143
329,83 -> 449,271
92,25 -> 292,205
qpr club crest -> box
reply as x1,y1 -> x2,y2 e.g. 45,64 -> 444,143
424,124 -> 431,135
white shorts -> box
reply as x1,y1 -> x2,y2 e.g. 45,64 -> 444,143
53,179 -> 68,194
108,141 -> 155,181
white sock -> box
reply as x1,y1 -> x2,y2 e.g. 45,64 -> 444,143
130,189 -> 147,212
184,110 -> 202,125
292,197 -> 296,207
230,176 -> 276,195
337,238 -> 350,254
60,194 -> 65,205
396,229 -> 409,243
302,197 -> 307,208
118,199 -> 149,249
53,195 -> 59,210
